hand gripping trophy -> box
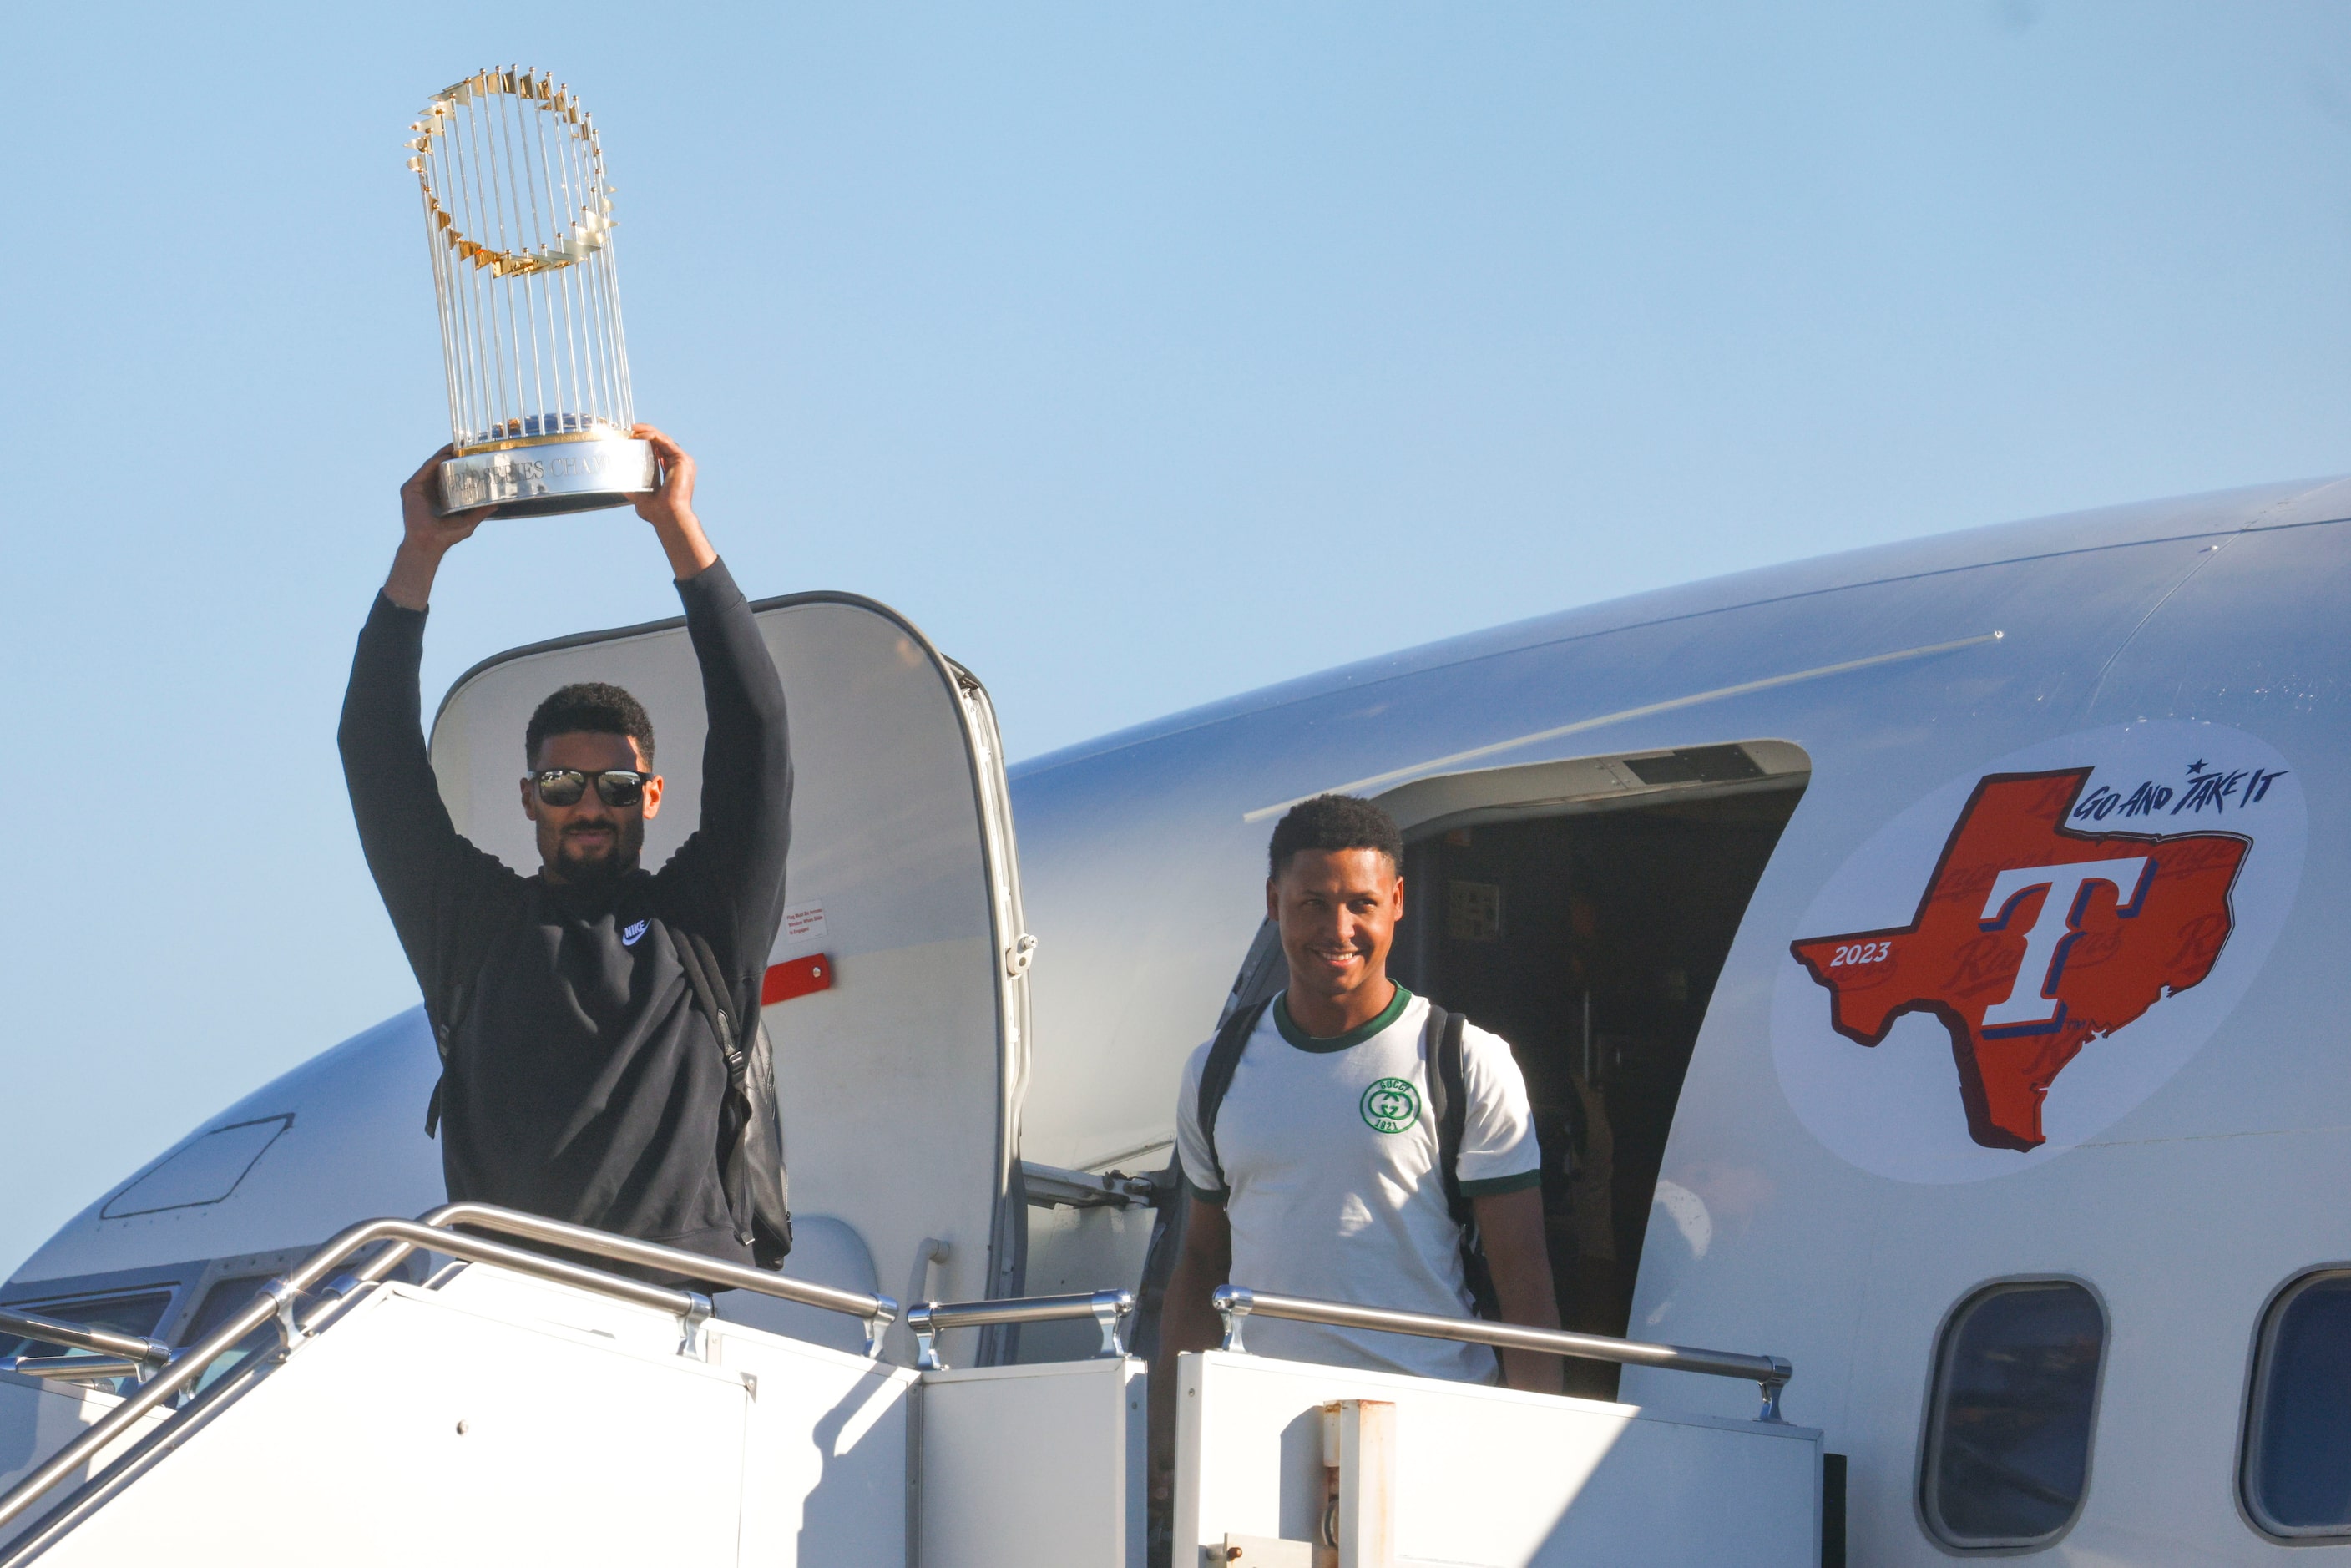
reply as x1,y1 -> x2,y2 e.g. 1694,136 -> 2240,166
405,69 -> 655,517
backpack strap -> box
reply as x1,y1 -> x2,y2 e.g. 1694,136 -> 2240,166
1194,995 -> 1273,1196
671,925 -> 766,1252
1422,1002 -> 1499,1318
422,973 -> 473,1138
672,927 -> 747,1086
1423,1003 -> 1470,1226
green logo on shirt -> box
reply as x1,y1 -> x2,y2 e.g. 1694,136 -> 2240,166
1360,1077 -> 1421,1134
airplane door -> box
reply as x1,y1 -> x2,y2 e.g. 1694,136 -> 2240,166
427,592 -> 1031,1363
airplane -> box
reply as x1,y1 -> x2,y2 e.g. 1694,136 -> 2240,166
2,468 -> 2348,1565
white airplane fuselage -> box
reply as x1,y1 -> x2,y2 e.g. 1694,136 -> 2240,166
13,473 -> 2351,1563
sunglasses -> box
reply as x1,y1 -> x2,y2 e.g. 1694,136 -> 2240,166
528,768 -> 650,807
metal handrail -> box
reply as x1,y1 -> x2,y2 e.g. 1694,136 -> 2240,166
1019,1159 -> 1157,1211
0,1202 -> 900,1543
1211,1285 -> 1794,1422
383,1203 -> 899,1328
0,1308 -> 170,1371
0,1357 -> 149,1384
907,1289 -> 1135,1370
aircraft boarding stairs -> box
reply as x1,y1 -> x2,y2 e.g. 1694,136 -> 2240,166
0,1206 -> 1820,1566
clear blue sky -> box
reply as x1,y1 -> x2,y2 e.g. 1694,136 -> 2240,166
4,2 -> 2348,1274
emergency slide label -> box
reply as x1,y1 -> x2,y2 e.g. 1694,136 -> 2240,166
1772,721 -> 2303,1184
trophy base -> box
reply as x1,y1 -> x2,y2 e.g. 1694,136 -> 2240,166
437,436 -> 656,519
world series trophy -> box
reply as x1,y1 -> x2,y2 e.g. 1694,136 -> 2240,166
405,68 -> 655,517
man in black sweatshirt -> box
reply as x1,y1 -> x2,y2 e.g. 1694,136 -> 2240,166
339,427 -> 791,1270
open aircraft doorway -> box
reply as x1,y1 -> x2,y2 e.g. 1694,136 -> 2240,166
1381,741 -> 1809,1398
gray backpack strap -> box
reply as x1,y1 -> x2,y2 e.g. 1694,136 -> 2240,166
1195,996 -> 1273,1194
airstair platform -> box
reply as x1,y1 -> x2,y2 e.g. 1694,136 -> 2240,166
0,1208 -> 1818,1567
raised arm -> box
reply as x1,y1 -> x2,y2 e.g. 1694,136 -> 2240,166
340,450 -> 518,1006
382,446 -> 494,610
630,424 -> 720,580
639,428 -> 793,979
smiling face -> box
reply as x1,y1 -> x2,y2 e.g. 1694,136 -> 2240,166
520,730 -> 665,886
1267,847 -> 1404,1019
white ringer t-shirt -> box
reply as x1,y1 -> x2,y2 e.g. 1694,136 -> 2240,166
1175,985 -> 1540,1383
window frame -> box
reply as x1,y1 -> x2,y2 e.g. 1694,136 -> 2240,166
0,1285 -> 181,1357
1914,1274 -> 2111,1555
2237,1263 -> 2351,1541
2,1262 -> 194,1349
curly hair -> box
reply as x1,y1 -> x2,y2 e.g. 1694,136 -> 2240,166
1266,794 -> 1403,878
526,682 -> 655,766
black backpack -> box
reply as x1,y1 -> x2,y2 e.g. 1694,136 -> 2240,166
1192,994 -> 1499,1318
423,919 -> 793,1267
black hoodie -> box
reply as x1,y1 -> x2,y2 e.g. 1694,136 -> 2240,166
338,560 -> 791,1266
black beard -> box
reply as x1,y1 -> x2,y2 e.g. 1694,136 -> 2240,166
551,822 -> 641,887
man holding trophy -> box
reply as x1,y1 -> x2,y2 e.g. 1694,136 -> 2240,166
340,428 -> 795,1274
337,72 -> 794,1275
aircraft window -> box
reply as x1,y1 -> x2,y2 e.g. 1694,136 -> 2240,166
99,1115 -> 292,1219
2243,1269 -> 2351,1535
1920,1280 -> 2106,1550
0,1289 -> 176,1359
1388,787 -> 1805,1399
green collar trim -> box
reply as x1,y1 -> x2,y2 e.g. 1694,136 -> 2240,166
1274,984 -> 1413,1054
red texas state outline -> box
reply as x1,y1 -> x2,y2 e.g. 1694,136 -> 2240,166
1789,768 -> 2248,1152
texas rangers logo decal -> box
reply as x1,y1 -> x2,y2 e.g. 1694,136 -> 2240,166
1771,723 -> 2303,1184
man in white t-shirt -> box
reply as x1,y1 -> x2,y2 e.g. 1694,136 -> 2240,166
1150,795 -> 1562,1490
